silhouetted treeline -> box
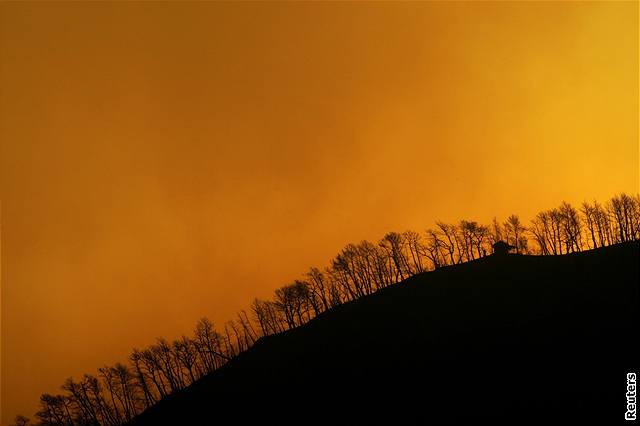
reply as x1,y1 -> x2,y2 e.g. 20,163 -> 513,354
24,192 -> 640,425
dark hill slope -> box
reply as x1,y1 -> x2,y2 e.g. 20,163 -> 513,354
130,242 -> 639,425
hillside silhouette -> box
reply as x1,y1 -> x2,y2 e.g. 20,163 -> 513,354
26,193 -> 639,425
127,241 -> 639,425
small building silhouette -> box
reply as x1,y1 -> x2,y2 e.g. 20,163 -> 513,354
492,240 -> 515,255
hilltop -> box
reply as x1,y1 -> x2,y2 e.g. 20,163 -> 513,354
128,242 -> 638,425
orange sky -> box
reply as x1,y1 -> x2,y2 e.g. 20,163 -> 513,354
1,2 -> 638,423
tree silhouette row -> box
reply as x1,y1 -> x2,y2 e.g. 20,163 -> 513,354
19,192 -> 640,426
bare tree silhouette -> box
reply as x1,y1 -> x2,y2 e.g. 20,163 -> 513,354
28,192 -> 640,425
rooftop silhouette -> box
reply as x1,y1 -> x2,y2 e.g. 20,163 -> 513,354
492,240 -> 515,255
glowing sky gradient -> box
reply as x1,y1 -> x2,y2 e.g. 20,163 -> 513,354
1,2 -> 638,423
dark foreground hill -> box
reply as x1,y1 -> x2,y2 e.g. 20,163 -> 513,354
129,242 -> 639,425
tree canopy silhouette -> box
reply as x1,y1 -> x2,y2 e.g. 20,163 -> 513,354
22,192 -> 640,425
